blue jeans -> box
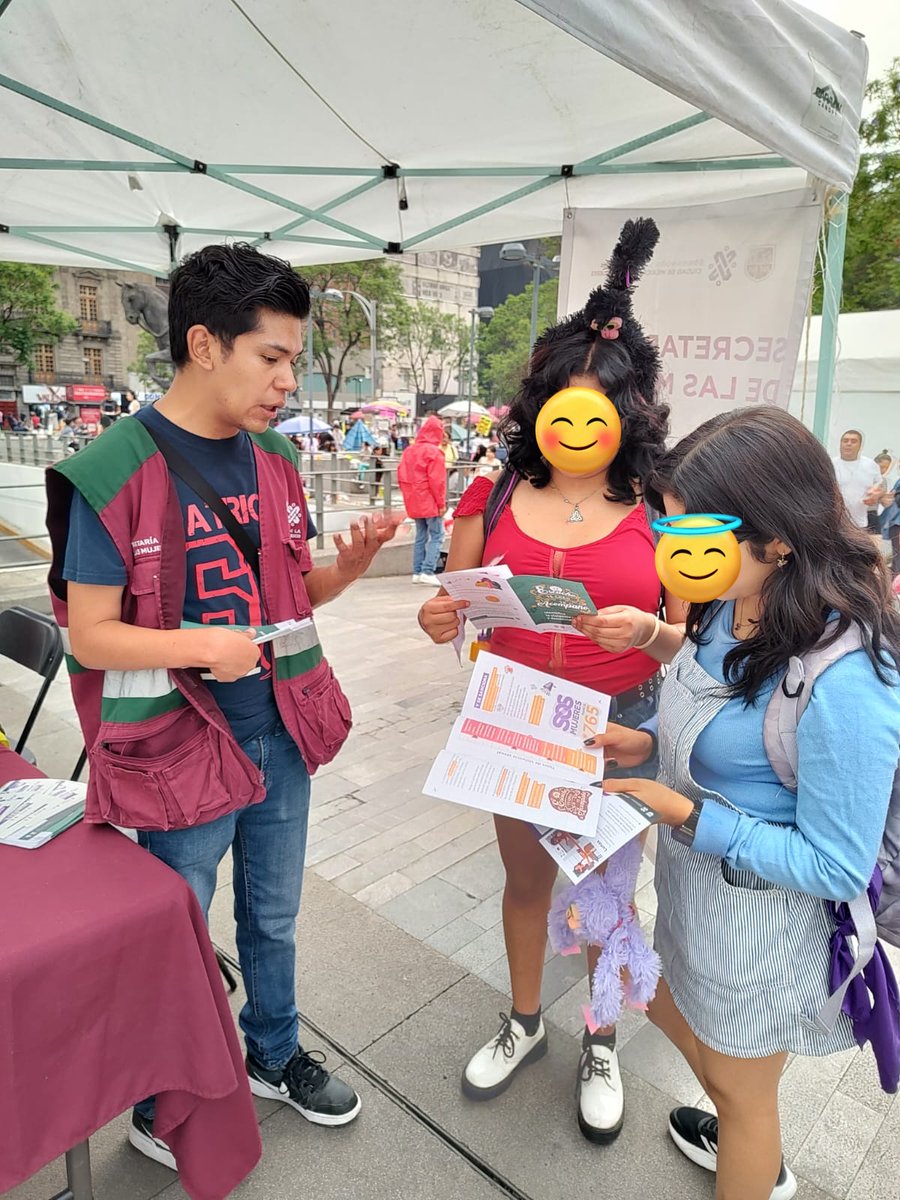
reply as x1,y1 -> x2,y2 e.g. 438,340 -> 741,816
604,691 -> 660,782
413,515 -> 443,575
135,723 -> 310,1116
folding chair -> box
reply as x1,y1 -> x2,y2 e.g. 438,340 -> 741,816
0,606 -> 64,760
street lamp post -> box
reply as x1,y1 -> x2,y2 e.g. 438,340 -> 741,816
307,287 -> 342,475
499,242 -> 561,353
467,305 -> 494,452
343,291 -> 377,402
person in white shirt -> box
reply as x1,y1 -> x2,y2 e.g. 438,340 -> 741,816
831,429 -> 881,530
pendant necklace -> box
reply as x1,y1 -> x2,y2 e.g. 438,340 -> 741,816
548,480 -> 605,524
733,598 -> 759,636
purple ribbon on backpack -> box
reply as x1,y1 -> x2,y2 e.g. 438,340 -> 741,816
827,867 -> 900,1094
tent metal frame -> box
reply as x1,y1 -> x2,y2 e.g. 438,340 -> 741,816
0,67 -> 847,443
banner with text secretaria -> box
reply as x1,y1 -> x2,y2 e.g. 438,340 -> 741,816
557,190 -> 821,438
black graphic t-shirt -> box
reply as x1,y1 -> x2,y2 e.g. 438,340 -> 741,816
63,405 -> 314,743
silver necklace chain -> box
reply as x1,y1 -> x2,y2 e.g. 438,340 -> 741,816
548,480 -> 605,524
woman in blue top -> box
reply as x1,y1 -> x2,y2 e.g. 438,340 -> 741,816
595,407 -> 900,1200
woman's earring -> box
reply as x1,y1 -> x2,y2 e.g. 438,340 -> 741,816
777,554 -> 788,568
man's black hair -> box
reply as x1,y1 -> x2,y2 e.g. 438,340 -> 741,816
168,242 -> 310,367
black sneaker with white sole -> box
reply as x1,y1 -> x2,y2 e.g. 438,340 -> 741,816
128,1110 -> 176,1171
247,1046 -> 361,1126
668,1107 -> 797,1200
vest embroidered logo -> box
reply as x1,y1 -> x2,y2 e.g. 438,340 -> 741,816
131,535 -> 161,559
286,502 -> 302,528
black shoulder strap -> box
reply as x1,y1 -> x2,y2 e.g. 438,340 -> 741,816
483,467 -> 519,540
141,421 -> 260,579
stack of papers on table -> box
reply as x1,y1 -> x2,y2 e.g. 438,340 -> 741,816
0,778 -> 86,848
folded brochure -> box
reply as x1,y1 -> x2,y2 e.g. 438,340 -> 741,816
534,789 -> 658,885
439,565 -> 596,634
0,777 -> 86,848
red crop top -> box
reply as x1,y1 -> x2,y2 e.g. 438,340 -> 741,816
453,475 -> 660,695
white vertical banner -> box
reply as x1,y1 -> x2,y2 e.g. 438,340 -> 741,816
558,191 -> 822,438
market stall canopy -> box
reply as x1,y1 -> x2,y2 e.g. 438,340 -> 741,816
0,0 -> 868,275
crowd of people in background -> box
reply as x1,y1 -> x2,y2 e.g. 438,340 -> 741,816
832,428 -> 900,576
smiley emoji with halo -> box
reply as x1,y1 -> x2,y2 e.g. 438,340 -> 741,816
535,387 -> 622,476
652,514 -> 743,603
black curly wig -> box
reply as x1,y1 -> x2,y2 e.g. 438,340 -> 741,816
499,328 -> 670,505
497,216 -> 668,505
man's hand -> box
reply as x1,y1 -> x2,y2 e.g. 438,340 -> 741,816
585,721 -> 655,769
333,512 -> 405,582
193,627 -> 261,682
418,595 -> 469,644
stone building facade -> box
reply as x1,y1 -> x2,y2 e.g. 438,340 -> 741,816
0,266 -> 155,411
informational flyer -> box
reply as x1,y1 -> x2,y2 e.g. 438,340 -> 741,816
535,790 -> 658,884
182,617 -> 315,646
423,653 -> 611,835
0,778 -> 86,848
440,566 -> 596,634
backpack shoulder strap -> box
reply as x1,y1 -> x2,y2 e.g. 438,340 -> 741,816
483,467 -> 519,541
763,624 -> 864,790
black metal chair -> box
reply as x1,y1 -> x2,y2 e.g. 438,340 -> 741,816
0,606 -> 64,760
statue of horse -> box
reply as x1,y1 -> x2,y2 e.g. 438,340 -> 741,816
118,282 -> 173,386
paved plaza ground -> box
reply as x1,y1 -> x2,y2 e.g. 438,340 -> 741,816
2,570 -> 897,1200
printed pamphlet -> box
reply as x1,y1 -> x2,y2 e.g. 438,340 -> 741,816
424,652 -> 610,835
440,565 -> 596,634
0,778 -> 87,849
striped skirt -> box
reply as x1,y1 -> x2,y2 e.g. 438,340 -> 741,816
654,821 -> 857,1058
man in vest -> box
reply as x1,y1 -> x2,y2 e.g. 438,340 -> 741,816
45,243 -> 401,1171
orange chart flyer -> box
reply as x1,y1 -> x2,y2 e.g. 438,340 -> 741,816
423,653 -> 613,835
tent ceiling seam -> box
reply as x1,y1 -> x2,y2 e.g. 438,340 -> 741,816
226,0 -> 390,164
6,231 -> 157,275
0,73 -> 386,249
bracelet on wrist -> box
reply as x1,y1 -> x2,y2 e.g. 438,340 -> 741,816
635,615 -> 662,652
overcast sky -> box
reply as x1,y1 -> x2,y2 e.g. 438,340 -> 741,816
801,0 -> 899,87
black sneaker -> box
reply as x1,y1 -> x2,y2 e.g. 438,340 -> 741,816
668,1107 -> 797,1200
247,1046 -> 361,1126
127,1109 -> 176,1171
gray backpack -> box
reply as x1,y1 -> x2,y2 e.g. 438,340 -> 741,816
764,624 -> 900,1031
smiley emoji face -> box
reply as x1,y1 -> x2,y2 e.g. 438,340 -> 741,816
535,387 -> 622,476
653,514 -> 742,603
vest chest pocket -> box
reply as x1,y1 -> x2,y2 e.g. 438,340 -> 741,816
126,560 -> 163,628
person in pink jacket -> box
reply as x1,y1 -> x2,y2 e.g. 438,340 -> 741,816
398,414 -> 447,585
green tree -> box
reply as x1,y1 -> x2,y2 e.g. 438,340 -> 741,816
477,277 -> 559,405
0,262 -> 76,364
128,327 -> 171,388
381,300 -> 468,395
300,259 -> 405,419
814,58 -> 900,313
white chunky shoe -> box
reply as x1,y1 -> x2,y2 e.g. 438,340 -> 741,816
462,1012 -> 548,1100
577,1033 -> 624,1143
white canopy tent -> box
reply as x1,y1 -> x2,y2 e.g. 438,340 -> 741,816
0,0 -> 869,435
791,310 -> 900,455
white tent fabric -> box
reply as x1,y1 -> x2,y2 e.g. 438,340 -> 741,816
0,0 -> 867,274
790,310 -> 900,452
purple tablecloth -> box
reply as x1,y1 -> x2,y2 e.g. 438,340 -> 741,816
0,749 -> 261,1199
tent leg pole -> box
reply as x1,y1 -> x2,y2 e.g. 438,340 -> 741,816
812,192 -> 848,447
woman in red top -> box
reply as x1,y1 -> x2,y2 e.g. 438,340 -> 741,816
419,219 -> 685,1144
